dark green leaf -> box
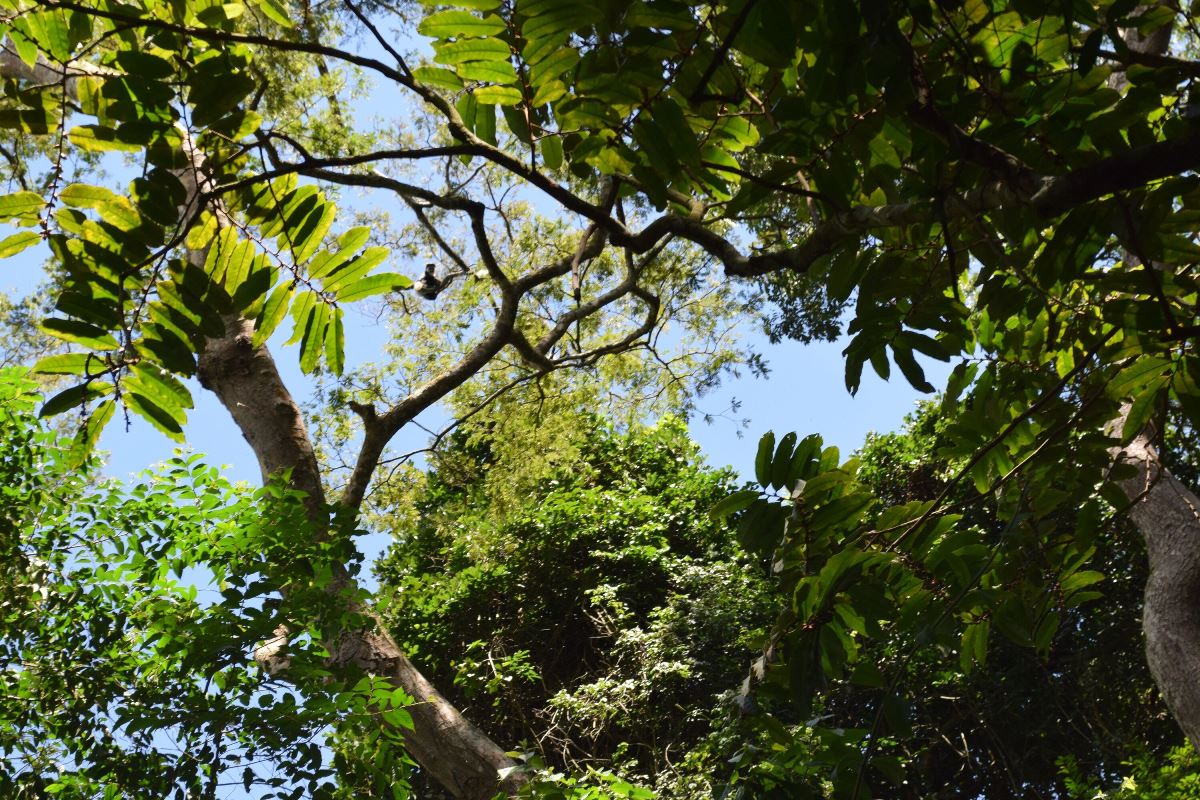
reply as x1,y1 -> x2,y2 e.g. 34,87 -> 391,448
754,431 -> 776,486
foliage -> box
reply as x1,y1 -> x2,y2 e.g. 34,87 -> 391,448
712,399 -> 1196,798
0,0 -> 1197,798
375,414 -> 778,798
856,405 -> 1183,796
1059,745 -> 1200,800
0,368 -> 414,799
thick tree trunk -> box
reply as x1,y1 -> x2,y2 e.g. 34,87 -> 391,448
0,44 -> 521,800
198,326 -> 523,797
1110,416 -> 1200,749
184,182 -> 522,800
1107,5 -> 1200,751
183,176 -> 522,800
196,315 -> 523,799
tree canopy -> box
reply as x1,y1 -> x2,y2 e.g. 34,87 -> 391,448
0,0 -> 1198,797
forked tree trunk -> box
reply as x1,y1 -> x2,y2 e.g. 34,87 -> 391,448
196,314 -> 524,800
0,43 -> 522,800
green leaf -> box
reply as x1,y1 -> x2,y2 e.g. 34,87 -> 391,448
528,46 -> 579,85
472,85 -> 523,106
710,489 -> 760,520
382,707 -> 414,730
891,344 -> 935,393
435,38 -> 512,65
39,380 -> 114,418
40,318 -> 119,350
0,230 -> 42,258
6,22 -> 39,67
251,0 -> 292,27
288,194 -> 336,263
521,4 -> 597,40
195,2 -> 246,27
0,108 -> 55,134
127,363 -> 193,414
206,110 -> 263,140
139,326 -> 198,375
530,79 -> 567,107
58,184 -> 142,232
788,434 -> 821,483
1120,378 -> 1167,443
770,431 -> 798,490
310,229 -> 370,281
0,191 -> 45,222
459,60 -> 519,84
960,620 -> 990,673
232,258 -> 274,312
1061,570 -> 1104,595
412,66 -> 465,91
849,661 -> 885,687
32,353 -> 102,376
125,391 -> 185,441
285,289 -> 317,347
324,306 -> 344,375
336,226 -> 372,255
68,125 -> 142,152
323,247 -> 390,292
335,273 -> 413,302
502,105 -> 531,142
456,91 -> 478,135
69,397 -> 115,461
1033,611 -> 1060,653
754,431 -> 776,487
540,135 -> 563,170
418,10 -> 506,38
298,301 -> 329,374
223,240 -> 257,295
253,281 -> 292,347
474,102 -> 497,145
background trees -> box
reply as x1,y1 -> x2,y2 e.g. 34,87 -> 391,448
374,415 -> 776,798
0,0 -> 1198,797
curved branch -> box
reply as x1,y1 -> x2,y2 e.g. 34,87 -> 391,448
338,225 -> 608,511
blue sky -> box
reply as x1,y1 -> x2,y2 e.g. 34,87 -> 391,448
0,26 -> 955,797
3,232 -> 944,483
0,17 -> 952,571
3,232 -> 947,581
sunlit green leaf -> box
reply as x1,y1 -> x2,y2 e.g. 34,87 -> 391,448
418,10 -> 506,38
0,230 -> 42,258
334,272 -> 412,302
40,318 -> 119,350
39,379 -> 114,418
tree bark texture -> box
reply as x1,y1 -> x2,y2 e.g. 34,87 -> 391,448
196,318 -> 523,797
1109,6 -> 1200,750
1111,417 -> 1200,749
0,43 -> 522,800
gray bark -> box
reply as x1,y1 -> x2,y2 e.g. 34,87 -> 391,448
0,43 -> 522,800
1108,6 -> 1200,750
195,314 -> 523,799
1110,418 -> 1200,749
